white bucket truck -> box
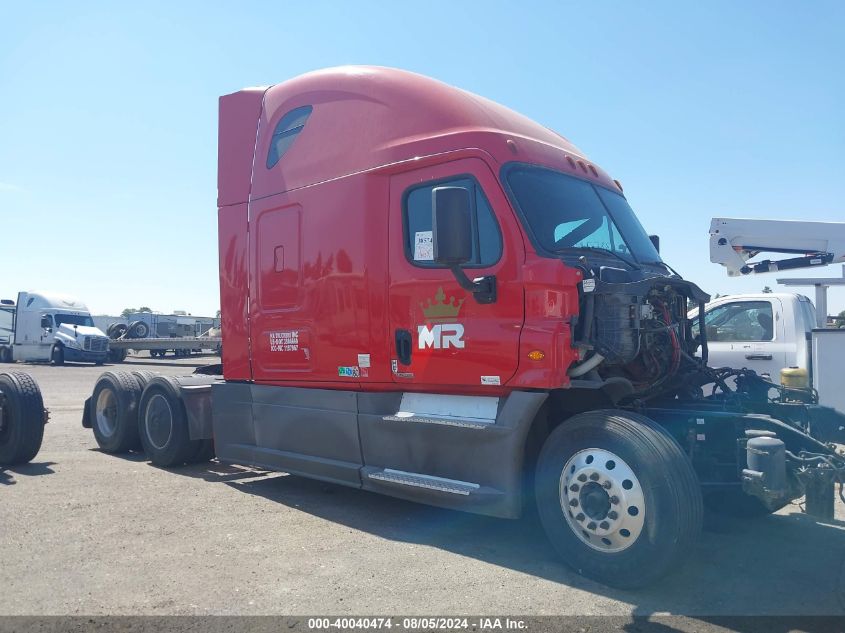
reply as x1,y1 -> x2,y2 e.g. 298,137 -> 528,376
0,292 -> 109,365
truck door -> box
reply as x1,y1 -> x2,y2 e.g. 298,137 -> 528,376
700,297 -> 787,379
387,157 -> 524,388
12,310 -> 53,362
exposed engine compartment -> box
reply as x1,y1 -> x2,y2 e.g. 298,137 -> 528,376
573,267 -> 711,399
567,267 -> 845,518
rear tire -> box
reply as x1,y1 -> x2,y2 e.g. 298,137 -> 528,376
90,371 -> 143,453
535,409 -> 702,589
130,370 -> 157,390
0,372 -> 45,465
138,383 -> 197,467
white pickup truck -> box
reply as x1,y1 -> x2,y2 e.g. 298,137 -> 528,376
693,292 -> 845,413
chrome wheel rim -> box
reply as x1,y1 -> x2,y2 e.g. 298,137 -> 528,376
95,388 -> 118,437
560,448 -> 646,553
145,393 -> 173,450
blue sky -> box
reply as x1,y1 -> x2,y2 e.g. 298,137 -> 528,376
1,1 -> 843,316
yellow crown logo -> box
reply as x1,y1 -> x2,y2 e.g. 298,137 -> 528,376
420,287 -> 464,322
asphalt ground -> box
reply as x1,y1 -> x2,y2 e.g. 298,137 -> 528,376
1,355 -> 843,618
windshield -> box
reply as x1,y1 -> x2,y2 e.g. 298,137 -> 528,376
504,164 -> 662,264
55,313 -> 94,328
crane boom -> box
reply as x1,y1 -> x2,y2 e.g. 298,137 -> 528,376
710,217 -> 845,277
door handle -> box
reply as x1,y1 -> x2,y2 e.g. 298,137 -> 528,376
395,329 -> 412,366
745,354 -> 773,360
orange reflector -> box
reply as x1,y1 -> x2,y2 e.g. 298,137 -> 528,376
528,350 -> 545,361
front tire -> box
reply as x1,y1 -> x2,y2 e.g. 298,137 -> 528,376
108,348 -> 127,363
0,372 -> 45,465
51,344 -> 64,366
535,410 -> 702,589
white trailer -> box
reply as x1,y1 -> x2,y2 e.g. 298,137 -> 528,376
105,335 -> 222,362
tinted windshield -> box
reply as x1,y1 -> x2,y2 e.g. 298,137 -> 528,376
505,164 -> 661,264
55,313 -> 94,328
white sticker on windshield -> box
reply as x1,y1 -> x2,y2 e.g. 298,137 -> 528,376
414,231 -> 434,261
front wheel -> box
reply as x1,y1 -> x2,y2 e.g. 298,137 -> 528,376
51,345 -> 64,366
535,410 -> 702,589
108,348 -> 127,363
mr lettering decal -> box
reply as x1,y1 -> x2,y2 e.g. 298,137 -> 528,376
418,287 -> 465,350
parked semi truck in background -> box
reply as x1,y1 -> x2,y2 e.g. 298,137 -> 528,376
81,66 -> 845,588
0,292 -> 109,365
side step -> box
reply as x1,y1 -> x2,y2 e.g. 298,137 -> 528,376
380,393 -> 499,430
366,468 -> 480,496
381,414 -> 489,430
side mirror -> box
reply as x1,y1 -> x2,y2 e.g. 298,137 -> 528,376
649,234 -> 660,253
430,185 -> 497,304
432,186 -> 473,267
40,315 -> 51,329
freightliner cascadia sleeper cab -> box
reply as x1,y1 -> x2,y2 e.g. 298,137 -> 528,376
82,67 -> 845,588
0,292 -> 109,365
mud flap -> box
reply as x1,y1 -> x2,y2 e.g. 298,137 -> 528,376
81,396 -> 92,428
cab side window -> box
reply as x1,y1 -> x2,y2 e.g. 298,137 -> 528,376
404,177 -> 501,268
266,105 -> 313,169
701,301 -> 774,342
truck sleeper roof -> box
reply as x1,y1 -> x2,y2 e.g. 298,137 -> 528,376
218,65 -> 617,206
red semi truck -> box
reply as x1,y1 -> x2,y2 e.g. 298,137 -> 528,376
82,66 -> 845,588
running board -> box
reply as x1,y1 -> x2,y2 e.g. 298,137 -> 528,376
381,393 -> 498,430
381,414 -> 489,430
366,468 -> 480,496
